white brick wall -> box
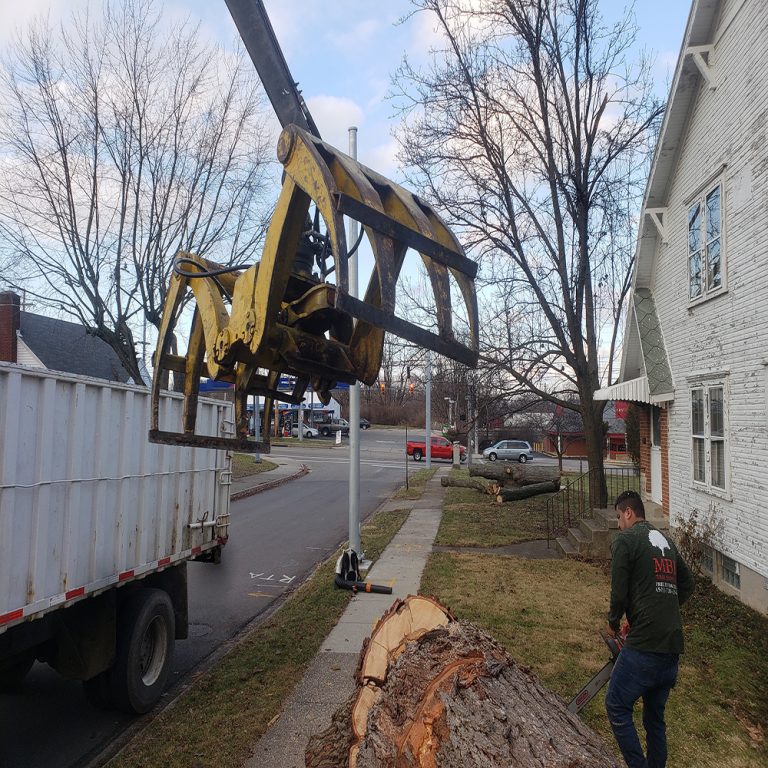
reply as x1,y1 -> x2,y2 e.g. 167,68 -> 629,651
653,0 -> 768,579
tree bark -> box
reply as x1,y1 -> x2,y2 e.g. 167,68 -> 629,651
468,464 -> 513,482
496,480 -> 560,503
470,464 -> 560,486
306,601 -> 619,768
440,476 -> 493,494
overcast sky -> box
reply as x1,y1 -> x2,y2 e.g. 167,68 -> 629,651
1,0 -> 691,179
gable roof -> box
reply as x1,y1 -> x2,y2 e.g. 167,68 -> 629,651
597,0 -> 723,403
19,311 -> 132,383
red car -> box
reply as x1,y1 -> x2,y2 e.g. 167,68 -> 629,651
406,435 -> 466,462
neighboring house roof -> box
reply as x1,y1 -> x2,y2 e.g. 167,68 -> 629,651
545,401 -> 626,436
596,0 -> 722,404
19,311 -> 132,383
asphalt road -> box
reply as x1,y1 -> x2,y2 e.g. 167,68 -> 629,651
0,429 -> 407,768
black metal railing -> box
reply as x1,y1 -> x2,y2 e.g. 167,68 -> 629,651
546,465 -> 640,546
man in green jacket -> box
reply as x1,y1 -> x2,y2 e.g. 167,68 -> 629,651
605,490 -> 695,768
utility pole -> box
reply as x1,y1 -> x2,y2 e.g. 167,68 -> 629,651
466,389 -> 473,467
425,350 -> 432,467
347,126 -> 361,557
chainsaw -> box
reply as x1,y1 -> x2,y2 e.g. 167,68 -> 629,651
567,627 -> 627,714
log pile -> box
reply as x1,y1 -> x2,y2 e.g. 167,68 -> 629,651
456,464 -> 562,503
305,595 -> 619,768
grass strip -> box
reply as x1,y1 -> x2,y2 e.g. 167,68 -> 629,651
392,466 -> 437,499
421,552 -> 768,767
435,467 -> 552,546
230,454 -> 278,479
108,506 -> 411,768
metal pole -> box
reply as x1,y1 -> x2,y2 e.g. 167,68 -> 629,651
466,390 -> 473,468
473,384 -> 479,465
425,350 -> 432,468
347,126 -> 361,556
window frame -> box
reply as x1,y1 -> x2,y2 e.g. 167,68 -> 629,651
687,180 -> 725,304
720,554 -> 740,590
690,379 -> 729,496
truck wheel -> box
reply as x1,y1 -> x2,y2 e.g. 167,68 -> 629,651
110,588 -> 175,714
0,653 -> 34,692
321,427 -> 331,437
413,449 -> 422,461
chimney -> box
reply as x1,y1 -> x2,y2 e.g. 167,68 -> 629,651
0,291 -> 21,363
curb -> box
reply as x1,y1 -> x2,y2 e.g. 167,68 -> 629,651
230,464 -> 311,501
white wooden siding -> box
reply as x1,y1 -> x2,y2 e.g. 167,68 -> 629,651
653,0 -> 768,579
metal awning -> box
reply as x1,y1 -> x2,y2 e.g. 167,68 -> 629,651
594,376 -> 674,404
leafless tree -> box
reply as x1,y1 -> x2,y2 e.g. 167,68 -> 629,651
393,0 -> 662,504
0,0 -> 274,383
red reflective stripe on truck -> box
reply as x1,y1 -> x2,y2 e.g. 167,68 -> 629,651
158,557 -> 171,567
0,609 -> 23,625
118,570 -> 134,582
65,587 -> 85,600
191,546 -> 202,555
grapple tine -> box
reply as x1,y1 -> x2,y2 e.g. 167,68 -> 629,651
150,125 -> 478,451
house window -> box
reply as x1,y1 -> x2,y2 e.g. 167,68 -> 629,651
720,554 -> 740,589
701,545 -> 714,574
688,184 -> 722,300
691,384 -> 727,491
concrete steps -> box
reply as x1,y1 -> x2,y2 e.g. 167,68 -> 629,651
555,502 -> 668,559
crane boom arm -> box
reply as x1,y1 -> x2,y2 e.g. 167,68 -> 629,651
223,0 -> 320,136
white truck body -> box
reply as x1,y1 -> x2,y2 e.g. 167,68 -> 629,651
0,363 -> 231,635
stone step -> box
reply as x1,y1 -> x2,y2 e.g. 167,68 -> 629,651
555,536 -> 577,558
579,517 -> 611,545
567,525 -> 590,553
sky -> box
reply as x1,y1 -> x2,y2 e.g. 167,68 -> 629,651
0,0 -> 693,372
0,0 -> 691,181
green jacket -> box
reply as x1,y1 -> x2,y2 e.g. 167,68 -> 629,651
609,521 -> 694,654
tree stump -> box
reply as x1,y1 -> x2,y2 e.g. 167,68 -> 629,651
305,596 -> 619,768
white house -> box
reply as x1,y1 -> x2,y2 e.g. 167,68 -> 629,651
596,0 -> 768,614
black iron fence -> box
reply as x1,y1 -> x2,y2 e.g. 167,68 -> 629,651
546,465 -> 640,546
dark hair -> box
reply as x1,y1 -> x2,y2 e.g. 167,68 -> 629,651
614,489 -> 645,518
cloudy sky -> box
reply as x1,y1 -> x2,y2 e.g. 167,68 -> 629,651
0,0 -> 691,179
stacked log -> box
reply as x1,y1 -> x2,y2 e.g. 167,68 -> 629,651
305,595 -> 619,768
440,476 -> 495,494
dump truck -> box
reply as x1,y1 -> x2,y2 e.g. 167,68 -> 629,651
0,363 -> 231,713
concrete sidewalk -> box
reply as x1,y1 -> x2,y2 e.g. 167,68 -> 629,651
244,465 -> 451,768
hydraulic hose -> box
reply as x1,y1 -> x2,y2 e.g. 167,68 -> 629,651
334,575 -> 392,594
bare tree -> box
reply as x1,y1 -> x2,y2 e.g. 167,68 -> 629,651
393,0 -> 661,505
0,0 -> 273,383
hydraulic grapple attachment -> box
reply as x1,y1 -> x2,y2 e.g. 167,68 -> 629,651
149,125 -> 479,452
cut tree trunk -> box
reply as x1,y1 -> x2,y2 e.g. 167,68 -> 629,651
440,476 -> 493,494
305,596 -> 619,768
506,465 -> 561,486
469,464 -> 560,487
468,464 -> 511,483
496,480 -> 560,503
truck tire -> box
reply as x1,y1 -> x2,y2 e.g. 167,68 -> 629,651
413,449 -> 422,462
321,426 -> 331,437
0,652 -> 34,692
109,588 -> 175,714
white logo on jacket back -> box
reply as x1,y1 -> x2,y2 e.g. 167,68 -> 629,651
648,530 -> 671,557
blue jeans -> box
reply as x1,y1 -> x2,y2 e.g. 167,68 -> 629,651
605,645 -> 679,768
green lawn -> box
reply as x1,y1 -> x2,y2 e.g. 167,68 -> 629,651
421,553 -> 768,768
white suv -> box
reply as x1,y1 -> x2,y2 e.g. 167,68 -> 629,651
482,440 -> 534,463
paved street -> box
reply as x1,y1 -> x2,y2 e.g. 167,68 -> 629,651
0,430 -> 405,768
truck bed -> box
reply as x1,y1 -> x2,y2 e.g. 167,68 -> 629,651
0,364 -> 231,633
